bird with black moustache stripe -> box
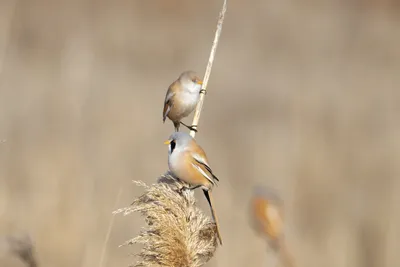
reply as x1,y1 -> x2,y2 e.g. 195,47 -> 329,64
164,131 -> 222,245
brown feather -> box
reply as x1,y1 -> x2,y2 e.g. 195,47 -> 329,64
178,150 -> 214,188
162,80 -> 184,123
252,197 -> 284,240
193,157 -> 219,182
163,101 -> 171,122
203,190 -> 223,245
187,141 -> 218,185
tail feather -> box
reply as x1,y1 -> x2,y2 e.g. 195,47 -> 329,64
203,190 -> 223,245
277,238 -> 295,267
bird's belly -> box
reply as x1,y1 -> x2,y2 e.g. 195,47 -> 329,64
169,92 -> 199,120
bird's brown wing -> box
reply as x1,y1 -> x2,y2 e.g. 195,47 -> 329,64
163,80 -> 182,122
163,91 -> 175,122
189,146 -> 219,185
194,156 -> 219,182
192,145 -> 219,182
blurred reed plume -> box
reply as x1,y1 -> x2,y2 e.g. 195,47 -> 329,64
113,174 -> 219,267
0,233 -> 38,267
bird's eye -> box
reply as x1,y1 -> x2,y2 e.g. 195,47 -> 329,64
192,78 -> 197,83
170,140 -> 176,153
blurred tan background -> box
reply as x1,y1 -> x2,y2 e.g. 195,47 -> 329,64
1,0 -> 400,266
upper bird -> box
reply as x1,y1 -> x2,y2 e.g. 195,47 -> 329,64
162,71 -> 203,132
164,131 -> 223,245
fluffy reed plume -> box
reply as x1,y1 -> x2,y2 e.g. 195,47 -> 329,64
0,233 -> 38,267
113,174 -> 219,267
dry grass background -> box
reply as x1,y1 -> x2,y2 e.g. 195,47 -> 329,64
0,0 -> 400,266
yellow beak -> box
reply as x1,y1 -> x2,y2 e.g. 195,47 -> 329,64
164,139 -> 172,145
197,80 -> 203,85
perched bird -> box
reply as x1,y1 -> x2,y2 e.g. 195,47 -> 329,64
162,71 -> 203,132
164,131 -> 222,245
250,186 -> 295,267
250,186 -> 284,241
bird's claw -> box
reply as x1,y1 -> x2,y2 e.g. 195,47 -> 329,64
187,125 -> 198,132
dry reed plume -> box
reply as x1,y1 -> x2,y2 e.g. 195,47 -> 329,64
113,174 -> 219,267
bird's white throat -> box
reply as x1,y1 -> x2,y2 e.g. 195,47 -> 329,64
183,81 -> 201,94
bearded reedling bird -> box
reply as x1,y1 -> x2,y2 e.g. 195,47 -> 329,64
164,132 -> 223,245
250,187 -> 295,267
162,71 -> 204,132
250,187 -> 284,241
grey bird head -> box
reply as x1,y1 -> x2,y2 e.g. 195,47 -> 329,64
178,71 -> 203,93
165,131 -> 194,155
252,185 -> 284,206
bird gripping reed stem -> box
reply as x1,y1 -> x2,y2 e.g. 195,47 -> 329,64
189,0 -> 227,138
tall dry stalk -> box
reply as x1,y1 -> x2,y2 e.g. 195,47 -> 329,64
116,1 -> 227,266
189,0 -> 227,138
186,0 -> 227,251
98,187 -> 123,267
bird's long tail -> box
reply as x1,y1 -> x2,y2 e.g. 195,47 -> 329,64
203,189 -> 223,245
277,237 -> 295,267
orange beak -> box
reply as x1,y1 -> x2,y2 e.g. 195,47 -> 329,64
197,80 -> 203,85
164,139 -> 172,145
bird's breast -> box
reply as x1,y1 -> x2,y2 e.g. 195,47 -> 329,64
168,92 -> 199,120
179,91 -> 200,108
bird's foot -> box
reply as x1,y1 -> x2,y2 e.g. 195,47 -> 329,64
187,185 -> 202,191
177,186 -> 185,194
177,185 -> 201,194
180,122 -> 198,132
